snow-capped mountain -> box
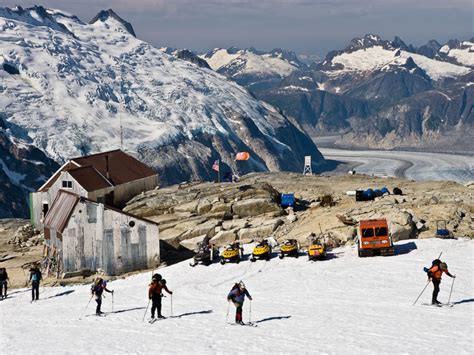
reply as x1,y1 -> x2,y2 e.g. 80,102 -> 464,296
0,5 -> 325,217
200,47 -> 305,89
252,34 -> 474,150
159,47 -> 211,69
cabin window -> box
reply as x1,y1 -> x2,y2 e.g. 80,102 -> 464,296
375,227 -> 388,237
42,203 -> 49,217
362,228 -> 374,238
62,180 -> 73,189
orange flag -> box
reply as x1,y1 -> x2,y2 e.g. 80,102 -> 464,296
235,152 -> 250,161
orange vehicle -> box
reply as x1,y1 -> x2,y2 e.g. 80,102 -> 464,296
357,219 -> 395,257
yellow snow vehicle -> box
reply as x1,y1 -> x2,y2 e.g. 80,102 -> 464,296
250,239 -> 272,262
279,239 -> 299,259
307,238 -> 327,261
220,242 -> 243,264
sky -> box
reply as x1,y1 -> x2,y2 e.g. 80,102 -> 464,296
1,0 -> 472,55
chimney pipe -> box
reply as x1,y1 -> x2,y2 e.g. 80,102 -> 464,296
105,155 -> 110,180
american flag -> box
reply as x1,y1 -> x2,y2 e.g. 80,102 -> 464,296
212,160 -> 220,172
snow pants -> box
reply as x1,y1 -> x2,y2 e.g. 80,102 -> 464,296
233,302 -> 243,323
95,297 -> 103,314
0,281 -> 7,298
432,279 -> 441,303
31,281 -> 40,301
151,296 -> 162,318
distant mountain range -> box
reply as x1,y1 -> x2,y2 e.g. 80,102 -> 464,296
202,35 -> 474,151
0,5 -> 325,218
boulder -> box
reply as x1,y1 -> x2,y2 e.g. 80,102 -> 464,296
389,211 -> 416,241
174,200 -> 198,213
210,202 -> 232,213
237,223 -> 279,240
222,219 -> 249,230
232,198 -> 282,217
180,235 -> 207,251
210,229 -> 238,246
197,199 -> 213,215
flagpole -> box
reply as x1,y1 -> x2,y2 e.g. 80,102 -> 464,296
217,159 -> 221,183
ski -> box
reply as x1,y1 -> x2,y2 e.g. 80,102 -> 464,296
227,322 -> 257,327
149,317 -> 166,324
421,303 -> 453,308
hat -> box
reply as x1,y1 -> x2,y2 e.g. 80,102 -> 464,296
441,262 -> 448,270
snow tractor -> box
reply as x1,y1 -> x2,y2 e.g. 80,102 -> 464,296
220,242 -> 243,264
279,239 -> 299,259
357,219 -> 395,257
307,235 -> 327,261
250,239 -> 272,262
190,239 -> 218,267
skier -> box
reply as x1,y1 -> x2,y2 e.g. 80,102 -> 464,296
91,277 -> 114,315
148,276 -> 172,320
29,263 -> 42,302
425,259 -> 455,305
0,268 -> 9,299
227,281 -> 252,325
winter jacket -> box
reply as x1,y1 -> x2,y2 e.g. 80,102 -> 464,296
149,281 -> 172,299
227,288 -> 252,304
29,268 -> 42,282
428,265 -> 453,280
0,271 -> 8,282
91,282 -> 112,298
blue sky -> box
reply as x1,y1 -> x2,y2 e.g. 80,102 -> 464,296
1,0 -> 473,55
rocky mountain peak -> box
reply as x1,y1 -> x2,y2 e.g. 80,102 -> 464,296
89,8 -> 136,37
346,34 -> 392,52
0,5 -> 74,35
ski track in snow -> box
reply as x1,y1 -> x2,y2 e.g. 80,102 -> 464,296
1,239 -> 473,353
320,148 -> 474,183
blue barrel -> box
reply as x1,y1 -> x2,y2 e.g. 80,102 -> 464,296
381,187 -> 389,195
281,193 -> 295,207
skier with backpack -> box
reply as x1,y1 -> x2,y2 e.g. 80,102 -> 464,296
227,281 -> 252,325
91,277 -> 114,316
148,274 -> 173,320
29,263 -> 42,302
424,259 -> 455,305
0,268 -> 9,299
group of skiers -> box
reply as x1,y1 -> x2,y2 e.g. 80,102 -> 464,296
0,256 -> 456,322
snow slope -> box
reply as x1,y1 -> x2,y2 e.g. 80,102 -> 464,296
202,48 -> 301,78
1,239 -> 472,353
329,46 -> 471,80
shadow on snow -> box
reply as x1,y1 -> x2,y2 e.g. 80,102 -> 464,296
255,315 -> 291,324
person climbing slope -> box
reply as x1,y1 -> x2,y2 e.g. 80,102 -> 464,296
29,263 -> 42,302
0,268 -> 9,299
148,276 -> 172,320
227,281 -> 252,325
91,277 -> 113,315
425,259 -> 455,305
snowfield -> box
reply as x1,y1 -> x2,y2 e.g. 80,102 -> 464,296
1,239 -> 473,353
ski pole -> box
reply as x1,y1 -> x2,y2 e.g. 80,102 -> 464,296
170,294 -> 173,317
226,301 -> 230,324
249,299 -> 252,323
447,277 -> 456,305
413,280 -> 430,305
142,299 -> 151,322
112,292 -> 114,313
